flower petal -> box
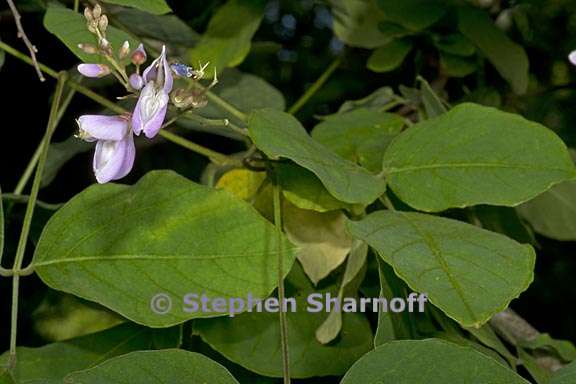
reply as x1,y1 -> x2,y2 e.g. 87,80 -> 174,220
93,134 -> 134,183
132,82 -> 169,138
569,50 -> 576,66
78,115 -> 129,141
77,63 -> 110,78
143,103 -> 167,138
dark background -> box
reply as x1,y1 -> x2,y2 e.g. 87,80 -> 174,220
0,0 -> 575,353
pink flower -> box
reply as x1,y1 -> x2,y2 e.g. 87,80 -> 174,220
77,115 -> 135,184
77,63 -> 110,78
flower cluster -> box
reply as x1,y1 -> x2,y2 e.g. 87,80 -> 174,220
75,5 -> 216,184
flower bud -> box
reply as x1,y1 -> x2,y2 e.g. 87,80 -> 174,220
119,41 -> 130,60
78,43 -> 98,54
77,63 -> 111,78
99,38 -> 112,56
170,89 -> 208,109
129,73 -> 144,90
87,22 -> 98,34
84,7 -> 94,22
98,15 -> 109,32
92,4 -> 102,19
131,43 -> 147,65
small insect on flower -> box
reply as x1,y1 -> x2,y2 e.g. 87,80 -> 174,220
170,63 -> 195,78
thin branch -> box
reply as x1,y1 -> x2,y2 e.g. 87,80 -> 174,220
1,194 -> 64,211
4,0 -> 44,82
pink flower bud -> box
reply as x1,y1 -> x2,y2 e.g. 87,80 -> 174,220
131,43 -> 147,66
77,63 -> 111,78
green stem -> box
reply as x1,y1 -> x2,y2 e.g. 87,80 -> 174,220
0,41 -> 240,165
205,90 -> 247,122
74,0 -> 79,12
1,194 -> 64,210
13,81 -> 78,195
8,72 -> 68,366
287,56 -> 342,115
272,178 -> 290,384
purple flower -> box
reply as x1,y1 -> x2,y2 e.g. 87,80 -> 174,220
569,50 -> 576,66
132,46 -> 173,138
77,63 -> 110,78
77,115 -> 135,184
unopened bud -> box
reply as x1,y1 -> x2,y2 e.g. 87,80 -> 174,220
131,43 -> 147,65
78,43 -> 98,54
84,7 -> 94,22
170,89 -> 208,109
98,15 -> 108,32
99,38 -> 112,55
87,22 -> 98,34
119,41 -> 130,60
77,63 -> 111,78
92,4 -> 102,19
129,73 -> 144,90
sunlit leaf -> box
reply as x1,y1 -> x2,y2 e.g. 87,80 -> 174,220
347,211 -> 535,327
33,170 -> 295,327
383,103 -> 575,212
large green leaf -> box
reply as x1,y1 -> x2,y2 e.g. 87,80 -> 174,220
64,350 -> 239,383
195,289 -> 373,378
458,7 -> 529,94
347,211 -> 535,327
32,170 -> 295,327
101,0 -> 172,15
312,108 -> 405,173
0,323 -> 175,383
44,5 -> 139,64
376,0 -> 447,31
340,339 -> 529,383
517,180 -> 576,241
551,361 -> 576,384
249,109 -> 386,205
187,0 -> 265,75
382,103 -> 575,212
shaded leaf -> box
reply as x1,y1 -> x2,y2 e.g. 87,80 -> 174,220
517,180 -> 576,241
440,53 -> 477,78
347,211 -> 535,327
44,4 -> 139,64
0,323 -> 175,383
337,87 -> 396,113
434,34 -> 476,57
312,109 -> 405,173
473,206 -> 536,244
33,170 -> 295,327
376,0 -> 447,31
383,103 -> 575,212
367,39 -> 413,73
65,350 -> 239,383
519,333 -> 576,362
187,0 -> 266,75
551,361 -> 576,384
340,339 -> 529,383
43,136 -> 92,188
249,109 -> 386,205
330,0 -> 391,49
101,0 -> 172,15
458,7 -> 529,94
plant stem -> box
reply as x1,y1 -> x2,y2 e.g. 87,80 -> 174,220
8,72 -> 67,367
73,0 -> 79,12
1,194 -> 64,210
13,82 -> 78,195
205,90 -> 248,122
287,56 -> 342,115
272,178 -> 290,384
0,41 -> 240,165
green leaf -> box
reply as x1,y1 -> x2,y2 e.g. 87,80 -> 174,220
312,109 -> 405,173
195,295 -> 373,378
32,170 -> 295,327
458,7 -> 529,94
64,350 -> 239,383
0,323 -> 174,383
330,0 -> 392,49
382,103 -> 575,212
517,180 -> 576,241
367,39 -> 413,73
347,211 -> 535,327
337,86 -> 396,113
551,361 -> 576,384
187,0 -> 266,75
284,203 -> 353,285
418,76 -> 448,118
110,8 -> 199,46
277,163 -> 352,212
464,324 -> 517,367
517,347 -> 551,384
376,0 -> 447,31
249,109 -> 386,205
433,34 -> 476,57
341,339 -> 529,383
519,333 -> 576,362
440,53 -> 477,77
101,0 -> 172,15
474,206 -> 535,244
43,4 -> 139,64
